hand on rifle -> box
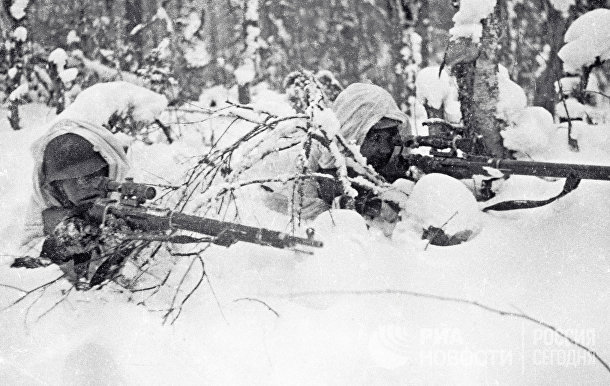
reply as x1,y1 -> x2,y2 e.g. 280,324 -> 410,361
359,180 -> 411,237
213,229 -> 239,247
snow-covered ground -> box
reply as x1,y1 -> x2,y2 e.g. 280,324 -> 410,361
1,91 -> 609,384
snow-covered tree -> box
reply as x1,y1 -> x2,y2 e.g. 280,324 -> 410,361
448,0 -> 510,158
136,37 -> 178,101
387,1 -> 422,110
558,8 -> 609,104
235,0 -> 263,104
47,47 -> 81,114
2,0 -> 31,130
257,0 -> 424,100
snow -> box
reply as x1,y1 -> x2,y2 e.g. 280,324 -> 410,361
234,59 -> 256,85
8,83 -> 28,101
554,97 -> 589,121
9,0 -> 28,20
153,7 -> 174,33
563,8 -> 609,43
245,0 -> 260,21
129,24 -> 144,36
58,81 -> 168,126
59,68 -> 79,84
501,106 -> 556,158
1,85 -> 610,384
12,26 -> 27,42
496,64 -> 527,121
7,67 -> 18,79
66,30 -> 80,44
48,48 -> 68,71
555,76 -> 580,96
405,173 -> 482,238
182,11 -> 202,40
312,107 -> 340,138
549,0 -> 575,17
558,9 -> 610,73
450,0 -> 497,43
184,40 -> 211,68
415,66 -> 461,122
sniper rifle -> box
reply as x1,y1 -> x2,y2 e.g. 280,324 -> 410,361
89,177 -> 323,250
385,121 -> 610,211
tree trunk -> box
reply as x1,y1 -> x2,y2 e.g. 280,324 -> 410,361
533,3 -> 565,114
8,100 -> 21,130
238,83 -> 250,104
452,1 -> 508,158
125,0 -> 144,64
416,0 -> 431,68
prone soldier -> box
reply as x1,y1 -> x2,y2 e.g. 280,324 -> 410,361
15,82 -> 166,289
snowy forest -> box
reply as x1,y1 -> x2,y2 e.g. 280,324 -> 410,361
0,0 -> 609,384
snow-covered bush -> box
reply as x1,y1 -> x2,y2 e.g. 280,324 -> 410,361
558,9 -> 610,74
415,66 -> 461,123
554,97 -> 590,123
47,47 -> 81,113
501,106 -> 556,158
136,38 -> 179,102
59,81 -> 170,144
284,70 -> 344,114
449,0 -> 497,43
404,173 -> 481,246
496,64 -> 527,122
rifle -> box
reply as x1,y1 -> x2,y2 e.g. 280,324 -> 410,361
89,177 -> 324,250
387,121 -> 610,210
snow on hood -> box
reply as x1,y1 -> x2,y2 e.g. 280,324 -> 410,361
332,83 -> 408,146
57,81 -> 168,128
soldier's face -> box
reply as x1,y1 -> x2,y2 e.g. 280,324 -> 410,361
360,126 -> 398,171
58,168 -> 108,207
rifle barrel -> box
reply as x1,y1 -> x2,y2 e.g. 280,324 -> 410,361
403,154 -> 610,180
489,158 -> 610,180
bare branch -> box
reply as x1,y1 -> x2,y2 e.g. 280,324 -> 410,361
36,287 -> 74,322
233,297 -> 280,317
1,274 -> 66,312
424,210 -> 459,250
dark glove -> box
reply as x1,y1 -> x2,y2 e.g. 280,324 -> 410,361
51,216 -> 101,256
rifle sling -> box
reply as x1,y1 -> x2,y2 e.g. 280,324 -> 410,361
482,175 -> 581,212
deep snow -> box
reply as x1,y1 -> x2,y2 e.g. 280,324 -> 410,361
0,89 -> 609,384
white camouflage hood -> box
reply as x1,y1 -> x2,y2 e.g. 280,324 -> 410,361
333,83 -> 408,146
311,83 -> 408,170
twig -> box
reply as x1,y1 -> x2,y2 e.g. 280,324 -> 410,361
424,210 -> 459,251
169,254 -> 207,325
0,283 -> 28,293
163,242 -> 214,325
137,270 -> 172,306
36,287 -> 74,322
205,272 -> 228,324
555,72 -> 579,151
583,90 -> 610,101
233,297 -> 280,318
271,289 -> 610,373
1,274 -> 66,312
163,250 -> 201,324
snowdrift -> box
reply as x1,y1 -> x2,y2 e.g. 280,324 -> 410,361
1,97 -> 609,384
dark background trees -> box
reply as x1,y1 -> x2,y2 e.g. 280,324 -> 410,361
1,0 -> 608,118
